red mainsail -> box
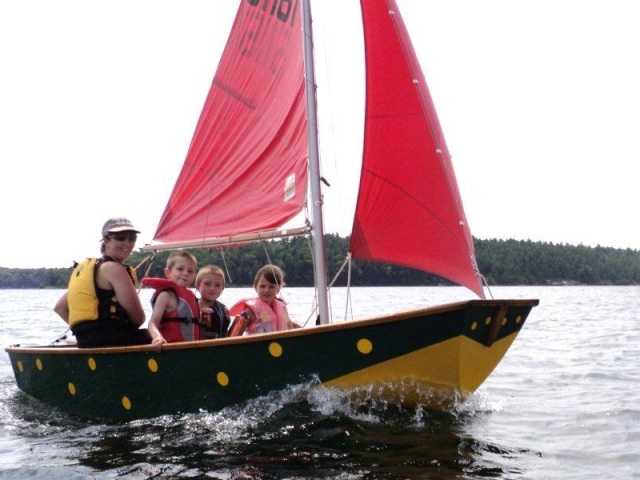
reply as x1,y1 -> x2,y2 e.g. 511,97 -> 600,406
153,0 -> 307,243
350,0 -> 484,297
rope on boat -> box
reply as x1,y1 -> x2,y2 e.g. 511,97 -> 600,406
219,249 -> 234,285
328,253 -> 353,322
481,274 -> 494,299
50,328 -> 72,345
135,254 -> 156,293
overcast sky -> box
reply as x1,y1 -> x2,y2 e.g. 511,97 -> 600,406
1,0 -> 639,269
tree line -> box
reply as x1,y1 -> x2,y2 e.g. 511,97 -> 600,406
1,235 -> 639,289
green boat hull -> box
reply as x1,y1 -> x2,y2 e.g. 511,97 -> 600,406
6,299 -> 538,420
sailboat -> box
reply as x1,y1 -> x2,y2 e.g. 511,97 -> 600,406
6,0 -> 538,420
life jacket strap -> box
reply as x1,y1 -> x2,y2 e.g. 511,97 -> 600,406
160,317 -> 198,325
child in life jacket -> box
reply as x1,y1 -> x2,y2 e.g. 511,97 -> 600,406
196,265 -> 231,339
228,264 -> 300,336
143,251 -> 200,350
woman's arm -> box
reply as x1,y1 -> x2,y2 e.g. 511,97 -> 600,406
98,262 -> 146,327
53,292 -> 70,323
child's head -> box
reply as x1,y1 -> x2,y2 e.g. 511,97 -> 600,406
253,264 -> 285,289
253,264 -> 285,304
164,251 -> 197,287
196,265 -> 226,301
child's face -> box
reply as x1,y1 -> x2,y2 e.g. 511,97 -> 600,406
256,275 -> 279,305
165,259 -> 196,287
198,273 -> 225,301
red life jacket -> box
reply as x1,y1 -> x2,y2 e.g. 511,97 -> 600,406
142,277 -> 201,342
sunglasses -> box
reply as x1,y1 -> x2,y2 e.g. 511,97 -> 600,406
110,232 -> 138,242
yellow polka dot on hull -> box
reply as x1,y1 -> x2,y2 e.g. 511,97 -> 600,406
268,342 -> 283,357
148,358 -> 159,373
217,372 -> 229,386
357,339 -> 373,354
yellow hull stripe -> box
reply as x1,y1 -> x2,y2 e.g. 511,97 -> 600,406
323,332 -> 520,405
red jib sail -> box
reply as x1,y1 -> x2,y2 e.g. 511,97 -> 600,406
153,1 -> 307,244
350,0 -> 484,298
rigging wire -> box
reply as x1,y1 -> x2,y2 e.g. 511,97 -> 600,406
220,248 -> 234,285
481,274 -> 494,299
327,253 -> 353,322
135,254 -> 156,293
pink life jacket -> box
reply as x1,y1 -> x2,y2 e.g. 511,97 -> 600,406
229,297 -> 291,334
142,277 -> 201,342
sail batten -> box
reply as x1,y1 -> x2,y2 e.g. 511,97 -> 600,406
350,0 -> 484,298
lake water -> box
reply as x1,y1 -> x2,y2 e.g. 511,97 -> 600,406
0,286 -> 638,479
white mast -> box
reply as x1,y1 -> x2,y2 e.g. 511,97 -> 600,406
301,0 -> 330,324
